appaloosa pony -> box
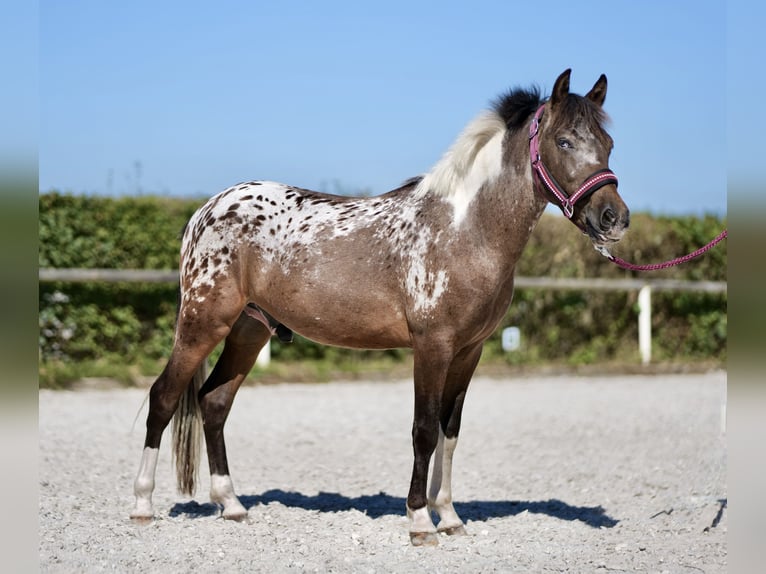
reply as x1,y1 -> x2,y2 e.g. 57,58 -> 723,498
131,69 -> 629,546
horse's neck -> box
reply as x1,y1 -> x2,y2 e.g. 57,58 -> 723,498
468,146 -> 547,271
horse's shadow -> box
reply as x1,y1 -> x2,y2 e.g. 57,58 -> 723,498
170,489 -> 618,529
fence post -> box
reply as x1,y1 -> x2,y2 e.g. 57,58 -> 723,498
638,285 -> 652,365
256,339 -> 271,368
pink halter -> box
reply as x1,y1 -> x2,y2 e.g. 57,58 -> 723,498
528,104 -> 618,222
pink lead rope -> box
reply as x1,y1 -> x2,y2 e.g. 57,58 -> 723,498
594,229 -> 728,271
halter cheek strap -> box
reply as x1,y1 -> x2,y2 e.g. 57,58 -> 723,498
528,104 -> 618,222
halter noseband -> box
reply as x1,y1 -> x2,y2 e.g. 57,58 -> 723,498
528,104 -> 618,224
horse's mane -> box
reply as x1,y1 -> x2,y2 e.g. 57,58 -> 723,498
492,86 -> 543,131
494,85 -> 608,132
414,87 -> 543,202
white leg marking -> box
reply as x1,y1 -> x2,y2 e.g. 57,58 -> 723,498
428,430 -> 464,532
131,447 -> 159,519
210,474 -> 248,520
407,504 -> 437,534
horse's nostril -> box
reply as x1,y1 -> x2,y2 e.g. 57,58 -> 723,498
601,207 -> 616,228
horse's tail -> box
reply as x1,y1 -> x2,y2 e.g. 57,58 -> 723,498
172,361 -> 205,496
168,251 -> 205,497
170,225 -> 207,496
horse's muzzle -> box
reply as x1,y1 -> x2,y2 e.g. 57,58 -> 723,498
585,202 -> 630,246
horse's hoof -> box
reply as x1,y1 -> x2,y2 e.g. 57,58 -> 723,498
129,514 -> 154,525
410,531 -> 439,547
221,510 -> 249,522
438,524 -> 467,536
129,503 -> 154,524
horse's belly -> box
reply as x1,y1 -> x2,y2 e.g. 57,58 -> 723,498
297,321 -> 411,350
273,301 -> 411,350
251,268 -> 412,349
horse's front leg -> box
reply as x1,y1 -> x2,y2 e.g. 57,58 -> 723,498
407,342 -> 453,546
427,343 -> 482,535
199,314 -> 272,521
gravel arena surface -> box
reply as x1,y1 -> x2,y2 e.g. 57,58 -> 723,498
39,372 -> 727,573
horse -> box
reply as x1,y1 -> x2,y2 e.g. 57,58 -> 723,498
130,69 -> 630,546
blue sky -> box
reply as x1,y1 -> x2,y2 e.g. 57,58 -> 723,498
38,1 -> 731,216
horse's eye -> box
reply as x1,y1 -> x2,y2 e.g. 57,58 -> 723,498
557,138 -> 573,149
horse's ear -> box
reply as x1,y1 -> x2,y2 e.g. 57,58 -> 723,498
550,69 -> 572,107
586,74 -> 608,107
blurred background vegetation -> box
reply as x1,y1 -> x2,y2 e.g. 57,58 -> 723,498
38,191 -> 726,387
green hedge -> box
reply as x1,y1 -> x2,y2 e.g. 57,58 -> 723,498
39,192 -> 726,382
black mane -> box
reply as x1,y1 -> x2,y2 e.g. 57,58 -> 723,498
492,86 -> 543,131
493,85 -> 608,135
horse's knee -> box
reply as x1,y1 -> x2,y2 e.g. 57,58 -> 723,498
412,418 -> 440,455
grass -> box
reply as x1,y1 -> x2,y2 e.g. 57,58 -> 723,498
39,353 -> 724,390
39,359 -> 146,389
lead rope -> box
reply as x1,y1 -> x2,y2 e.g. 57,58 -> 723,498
594,229 -> 728,271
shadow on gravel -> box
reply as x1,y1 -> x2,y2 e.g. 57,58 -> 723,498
170,489 -> 618,529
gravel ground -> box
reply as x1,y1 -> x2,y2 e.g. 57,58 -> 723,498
39,372 -> 726,573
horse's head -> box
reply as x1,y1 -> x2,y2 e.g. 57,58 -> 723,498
531,69 -> 629,246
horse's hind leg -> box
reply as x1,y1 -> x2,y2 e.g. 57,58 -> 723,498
132,342 -> 221,521
428,343 -> 483,536
131,291 -> 245,521
198,313 -> 271,520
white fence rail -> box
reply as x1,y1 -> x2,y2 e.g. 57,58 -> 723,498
39,268 -> 180,283
39,268 -> 727,365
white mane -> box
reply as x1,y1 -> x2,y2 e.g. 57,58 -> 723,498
414,110 -> 507,223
